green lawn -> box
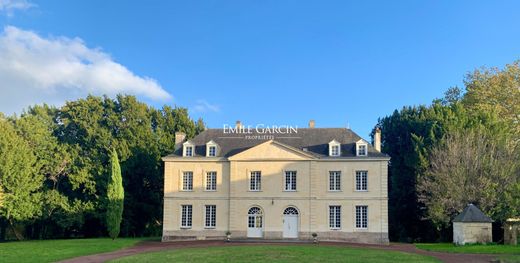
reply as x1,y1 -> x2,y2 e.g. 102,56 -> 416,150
415,243 -> 520,254
111,245 -> 440,263
0,237 -> 150,263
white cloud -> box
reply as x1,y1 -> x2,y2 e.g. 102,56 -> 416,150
0,26 -> 172,114
0,0 -> 34,16
192,99 -> 220,113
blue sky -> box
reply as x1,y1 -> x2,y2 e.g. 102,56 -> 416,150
1,1 -> 520,138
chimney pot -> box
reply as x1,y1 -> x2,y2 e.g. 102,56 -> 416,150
374,127 -> 381,152
308,120 -> 315,128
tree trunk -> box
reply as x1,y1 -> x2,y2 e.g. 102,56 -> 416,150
8,219 -> 24,241
0,219 -> 6,241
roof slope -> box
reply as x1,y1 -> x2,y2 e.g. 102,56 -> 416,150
167,128 -> 388,158
453,204 -> 493,223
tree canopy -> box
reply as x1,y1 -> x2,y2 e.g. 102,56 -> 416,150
376,60 -> 520,242
0,95 -> 203,240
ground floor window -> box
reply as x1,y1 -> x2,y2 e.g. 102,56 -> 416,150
355,205 -> 368,229
181,205 -> 192,228
248,207 -> 263,228
329,205 -> 341,229
205,205 -> 216,228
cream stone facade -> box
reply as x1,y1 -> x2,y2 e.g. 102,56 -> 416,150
162,123 -> 390,244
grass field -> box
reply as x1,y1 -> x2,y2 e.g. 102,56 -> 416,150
415,243 -> 520,254
0,237 -> 149,263
110,245 -> 440,263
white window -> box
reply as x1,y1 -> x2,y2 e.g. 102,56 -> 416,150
181,205 -> 192,228
331,145 -> 339,156
183,144 -> 194,157
208,146 -> 216,157
182,171 -> 193,191
250,171 -> 261,191
328,140 -> 341,156
355,205 -> 368,229
206,140 -> 219,157
356,140 -> 368,156
358,145 -> 367,156
329,171 -> 341,191
355,171 -> 368,191
206,171 -> 217,191
329,205 -> 341,229
205,205 -> 216,228
284,171 -> 297,191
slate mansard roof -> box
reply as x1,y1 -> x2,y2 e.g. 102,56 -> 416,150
166,128 -> 389,159
453,204 -> 493,223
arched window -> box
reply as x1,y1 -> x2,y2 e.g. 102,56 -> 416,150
283,207 -> 299,215
248,207 -> 262,215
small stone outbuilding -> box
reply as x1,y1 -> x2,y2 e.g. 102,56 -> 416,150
452,204 -> 493,245
504,218 -> 520,245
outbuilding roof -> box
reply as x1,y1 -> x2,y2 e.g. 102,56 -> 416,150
453,204 -> 493,223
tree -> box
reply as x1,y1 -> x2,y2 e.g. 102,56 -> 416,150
0,94 -> 203,239
106,148 -> 124,239
375,101 -> 502,241
463,61 -> 520,134
417,127 -> 520,229
0,119 -> 42,240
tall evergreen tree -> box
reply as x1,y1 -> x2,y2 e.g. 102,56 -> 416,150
106,148 -> 124,239
0,119 -> 42,240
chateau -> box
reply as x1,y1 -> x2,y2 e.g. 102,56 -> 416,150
162,121 -> 389,244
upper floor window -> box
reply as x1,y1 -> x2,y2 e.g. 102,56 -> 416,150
355,171 -> 368,191
356,139 -> 368,156
329,140 -> 341,157
284,171 -> 297,191
204,205 -> 216,228
206,140 -> 219,157
206,171 -> 217,191
329,205 -> 341,229
181,205 -> 192,228
182,171 -> 193,191
250,171 -> 261,191
355,205 -> 368,229
183,141 -> 194,157
329,171 -> 341,191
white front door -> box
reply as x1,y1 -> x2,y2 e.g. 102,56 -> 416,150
283,215 -> 298,238
247,214 -> 263,238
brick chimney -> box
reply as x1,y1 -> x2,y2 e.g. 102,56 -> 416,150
174,132 -> 186,150
374,128 -> 381,152
308,120 -> 315,128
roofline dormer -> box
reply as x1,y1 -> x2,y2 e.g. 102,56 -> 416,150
183,140 -> 194,157
206,140 -> 219,157
355,139 -> 368,157
328,139 -> 341,157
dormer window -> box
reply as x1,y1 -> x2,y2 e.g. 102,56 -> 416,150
183,141 -> 194,157
206,140 -> 219,157
208,146 -> 216,157
356,139 -> 368,156
328,140 -> 341,157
